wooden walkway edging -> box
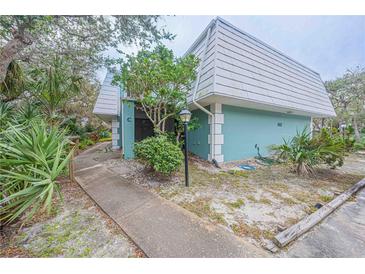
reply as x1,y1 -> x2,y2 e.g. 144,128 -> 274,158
274,178 -> 365,248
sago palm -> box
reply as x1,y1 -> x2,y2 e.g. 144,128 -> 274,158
0,121 -> 73,224
0,101 -> 14,131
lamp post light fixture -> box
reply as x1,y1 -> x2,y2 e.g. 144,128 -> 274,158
179,109 -> 191,187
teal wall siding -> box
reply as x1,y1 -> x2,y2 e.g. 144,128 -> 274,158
122,100 -> 135,159
222,105 -> 311,161
188,108 -> 210,160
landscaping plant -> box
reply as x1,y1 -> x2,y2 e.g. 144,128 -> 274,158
311,128 -> 346,168
29,56 -> 83,121
117,45 -> 198,133
134,135 -> 184,176
0,101 -> 13,130
14,101 -> 42,126
0,121 -> 73,224
272,127 -> 345,175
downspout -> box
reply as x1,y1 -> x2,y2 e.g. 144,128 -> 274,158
192,19 -> 216,163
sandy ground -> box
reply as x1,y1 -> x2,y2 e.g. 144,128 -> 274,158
4,145 -> 361,257
103,151 -> 365,250
0,178 -> 144,258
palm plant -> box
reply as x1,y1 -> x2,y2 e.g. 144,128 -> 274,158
0,101 -> 13,131
29,57 -> 82,122
15,101 -> 42,126
272,127 -> 345,176
0,121 -> 73,224
273,129 -> 320,175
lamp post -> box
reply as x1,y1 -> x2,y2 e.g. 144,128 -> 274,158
179,109 -> 191,187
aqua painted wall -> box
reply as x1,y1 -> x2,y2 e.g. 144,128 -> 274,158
122,99 -> 135,159
222,105 -> 311,161
188,108 -> 210,160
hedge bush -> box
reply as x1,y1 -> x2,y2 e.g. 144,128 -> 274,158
134,135 -> 183,176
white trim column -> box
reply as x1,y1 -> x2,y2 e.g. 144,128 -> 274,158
111,118 -> 120,150
208,103 -> 224,163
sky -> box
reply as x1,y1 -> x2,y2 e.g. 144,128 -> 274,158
102,15 -> 365,82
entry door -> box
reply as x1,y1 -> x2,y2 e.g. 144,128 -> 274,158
135,118 -> 154,142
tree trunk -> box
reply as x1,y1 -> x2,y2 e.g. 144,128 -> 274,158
353,116 -> 361,142
176,131 -> 181,144
0,32 -> 33,83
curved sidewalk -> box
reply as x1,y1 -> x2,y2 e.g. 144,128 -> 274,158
74,144 -> 268,258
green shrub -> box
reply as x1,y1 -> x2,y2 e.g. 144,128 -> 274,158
84,123 -> 95,133
62,116 -> 86,138
134,135 -> 183,176
354,141 -> 365,150
0,121 -> 73,224
311,128 -> 346,168
98,130 -> 111,139
98,137 -> 112,142
0,101 -> 13,130
14,102 -> 42,126
79,138 -> 95,150
272,127 -> 345,176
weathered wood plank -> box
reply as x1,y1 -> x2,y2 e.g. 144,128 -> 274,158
274,178 -> 365,248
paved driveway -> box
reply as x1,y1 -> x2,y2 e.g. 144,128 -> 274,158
283,188 -> 365,257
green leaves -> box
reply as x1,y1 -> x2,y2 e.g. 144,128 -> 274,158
0,101 -> 13,130
28,56 -> 83,119
134,135 -> 183,176
272,127 -> 346,176
117,45 -> 199,132
0,121 -> 72,224
325,67 -> 365,141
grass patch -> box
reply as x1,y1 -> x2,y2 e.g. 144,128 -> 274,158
230,222 -> 262,240
246,194 -> 257,203
319,195 -> 333,203
271,182 -> 289,192
285,217 -> 301,227
262,229 -> 275,240
159,189 -> 180,199
258,197 -> 272,205
225,198 -> 245,209
180,198 -> 227,225
281,197 -> 297,205
227,170 -> 249,178
293,191 -> 312,203
305,205 -> 318,214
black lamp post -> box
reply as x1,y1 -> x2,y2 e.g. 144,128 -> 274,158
179,109 -> 192,187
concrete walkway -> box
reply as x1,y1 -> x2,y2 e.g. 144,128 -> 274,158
74,144 -> 268,258
284,188 -> 365,257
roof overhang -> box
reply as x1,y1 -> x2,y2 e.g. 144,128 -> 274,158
189,93 -> 336,118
